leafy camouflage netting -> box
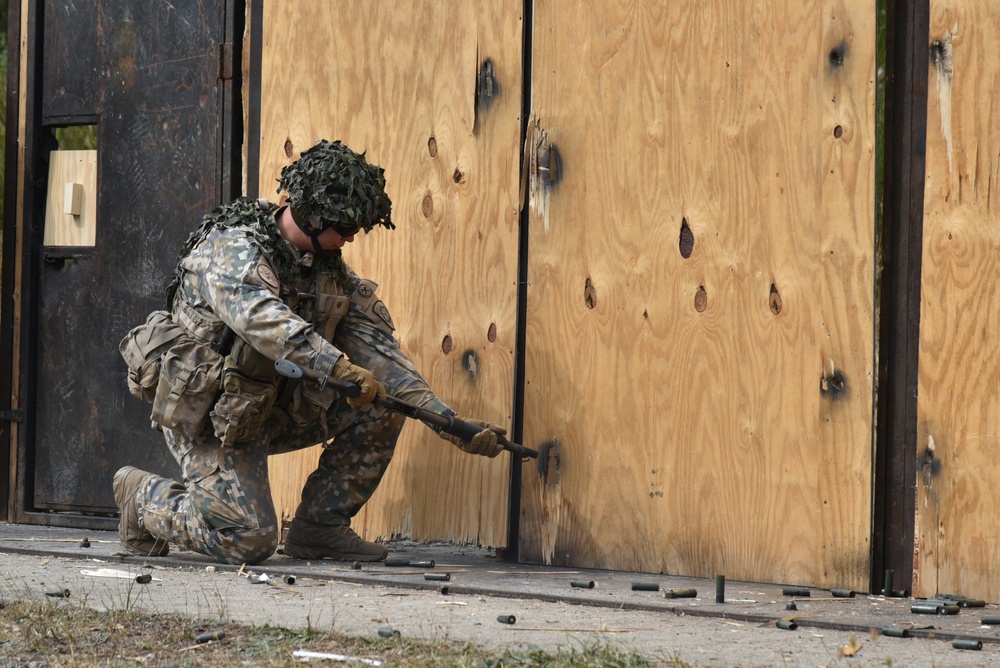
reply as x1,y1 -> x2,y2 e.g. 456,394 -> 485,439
278,140 -> 394,234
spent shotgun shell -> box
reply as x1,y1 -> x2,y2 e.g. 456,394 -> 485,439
45,588 -> 70,598
881,627 -> 910,638
911,603 -> 944,615
831,589 -> 855,598
571,580 -> 595,589
941,604 -> 961,615
952,639 -> 982,651
410,560 -> 435,569
716,575 -> 725,604
782,587 -> 810,597
785,602 -> 797,611
283,575 -> 296,585
892,589 -> 910,598
384,558 -> 410,567
960,599 -> 986,608
664,588 -> 697,599
378,627 -> 400,638
981,615 -> 1000,625
497,615 -> 516,624
80,538 -> 91,548
194,630 -> 225,643
424,573 -> 450,581
135,574 -> 152,584
439,585 -> 450,595
883,569 -> 894,596
631,582 -> 659,591
351,561 -> 361,570
775,619 -> 798,630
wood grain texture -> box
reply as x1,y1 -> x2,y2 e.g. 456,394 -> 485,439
916,1 -> 1000,600
520,0 -> 876,588
42,151 -> 97,246
257,1 -> 522,546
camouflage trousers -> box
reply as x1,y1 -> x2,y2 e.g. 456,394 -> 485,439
138,397 -> 405,565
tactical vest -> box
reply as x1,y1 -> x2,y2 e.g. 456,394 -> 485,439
159,200 -> 354,445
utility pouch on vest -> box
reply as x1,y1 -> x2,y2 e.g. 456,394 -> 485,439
209,336 -> 278,447
119,310 -> 187,403
285,380 -> 338,430
150,339 -> 224,437
210,369 -> 278,447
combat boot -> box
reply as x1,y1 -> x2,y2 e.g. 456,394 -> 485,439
113,466 -> 169,557
283,517 -> 388,561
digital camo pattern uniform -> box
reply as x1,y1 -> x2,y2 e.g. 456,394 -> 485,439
137,199 -> 452,565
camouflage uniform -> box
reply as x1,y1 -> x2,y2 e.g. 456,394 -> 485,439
135,198 -> 452,565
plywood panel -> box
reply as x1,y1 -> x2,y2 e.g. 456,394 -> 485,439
43,150 -> 97,247
521,0 -> 876,588
258,2 -> 522,546
915,2 -> 1000,600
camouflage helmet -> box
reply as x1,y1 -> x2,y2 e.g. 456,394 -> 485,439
277,139 -> 394,235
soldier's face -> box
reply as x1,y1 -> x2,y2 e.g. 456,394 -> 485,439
315,226 -> 357,251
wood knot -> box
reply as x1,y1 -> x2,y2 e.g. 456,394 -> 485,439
584,277 -> 597,309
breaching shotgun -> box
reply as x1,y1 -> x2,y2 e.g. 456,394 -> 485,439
274,358 -> 538,459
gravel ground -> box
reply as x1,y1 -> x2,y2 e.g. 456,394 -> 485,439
3,547 -> 1000,667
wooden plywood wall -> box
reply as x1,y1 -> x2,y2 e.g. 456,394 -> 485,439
257,2 -> 522,546
520,0 -> 877,588
915,2 -> 1000,600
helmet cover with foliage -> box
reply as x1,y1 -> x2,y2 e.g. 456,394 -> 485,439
277,139 -> 394,236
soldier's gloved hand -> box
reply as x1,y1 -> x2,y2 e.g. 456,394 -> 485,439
333,356 -> 386,409
441,418 -> 506,458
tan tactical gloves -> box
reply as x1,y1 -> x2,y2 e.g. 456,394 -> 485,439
332,356 -> 386,409
441,419 -> 506,458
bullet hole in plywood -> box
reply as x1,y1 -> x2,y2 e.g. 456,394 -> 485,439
584,277 -> 597,309
829,42 -> 846,67
769,283 -> 782,315
643,309 -> 648,319
488,323 -> 497,342
537,439 -> 561,485
474,58 -> 500,135
921,436 -> 943,487
820,366 -> 847,400
833,125 -> 843,139
284,138 -> 295,158
453,168 -> 463,184
442,335 -> 453,354
462,350 -> 480,384
428,136 -> 438,158
679,218 -> 694,259
694,286 -> 708,312
422,193 -> 434,218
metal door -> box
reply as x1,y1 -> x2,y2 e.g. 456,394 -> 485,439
23,1 -> 240,519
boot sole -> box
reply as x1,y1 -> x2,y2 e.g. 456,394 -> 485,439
283,542 -> 387,562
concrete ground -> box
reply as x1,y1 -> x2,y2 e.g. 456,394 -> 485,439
2,524 -> 1000,667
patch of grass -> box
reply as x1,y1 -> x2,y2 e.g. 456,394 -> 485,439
486,643 -> 688,667
0,596 -> 678,668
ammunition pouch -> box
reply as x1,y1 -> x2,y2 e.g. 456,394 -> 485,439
210,337 -> 278,447
150,339 -> 224,438
119,310 -> 187,403
210,369 -> 278,447
285,380 -> 338,430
